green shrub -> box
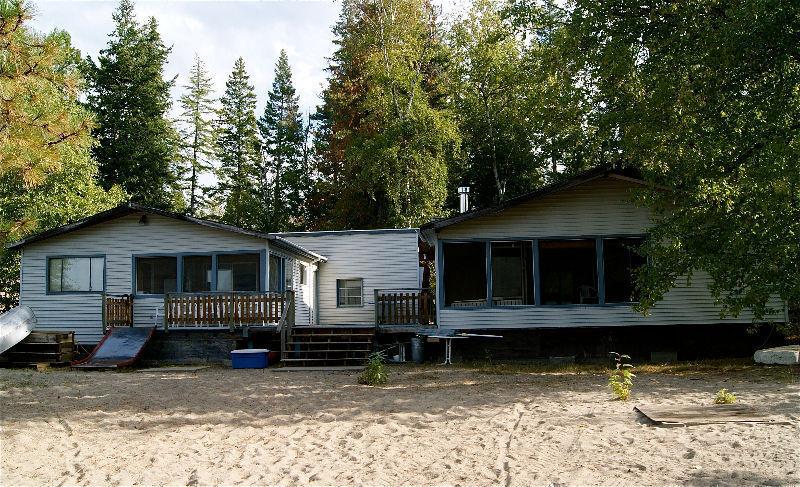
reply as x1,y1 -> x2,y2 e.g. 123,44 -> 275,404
608,352 -> 635,401
358,351 -> 388,386
714,388 -> 736,404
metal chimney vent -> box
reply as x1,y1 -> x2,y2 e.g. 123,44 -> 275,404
458,186 -> 471,213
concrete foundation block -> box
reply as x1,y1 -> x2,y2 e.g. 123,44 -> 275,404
651,351 -> 678,363
753,346 -> 800,365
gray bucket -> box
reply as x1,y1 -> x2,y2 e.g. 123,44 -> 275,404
411,336 -> 425,364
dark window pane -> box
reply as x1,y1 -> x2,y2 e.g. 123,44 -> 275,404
299,264 -> 307,285
491,241 -> 534,305
539,240 -> 598,304
603,238 -> 646,303
443,242 -> 487,307
136,257 -> 177,294
218,253 -> 260,292
183,255 -> 212,292
268,254 -> 283,292
48,258 -> 62,292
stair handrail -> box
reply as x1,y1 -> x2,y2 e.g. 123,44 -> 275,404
278,290 -> 295,360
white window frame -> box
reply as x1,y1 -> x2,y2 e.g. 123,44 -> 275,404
337,278 -> 363,307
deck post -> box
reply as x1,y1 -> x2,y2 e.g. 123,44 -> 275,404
101,291 -> 107,334
128,294 -> 134,327
228,293 -> 236,332
163,293 -> 169,333
374,289 -> 379,329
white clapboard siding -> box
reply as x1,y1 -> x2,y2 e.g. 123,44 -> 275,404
18,213 -> 317,344
291,259 -> 316,326
435,176 -> 785,329
281,230 -> 420,325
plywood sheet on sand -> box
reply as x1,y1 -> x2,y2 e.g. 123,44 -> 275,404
634,404 -> 791,426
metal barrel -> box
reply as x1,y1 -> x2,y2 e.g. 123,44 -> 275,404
410,336 -> 425,364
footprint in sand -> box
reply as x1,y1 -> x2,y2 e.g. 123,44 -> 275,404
683,449 -> 696,459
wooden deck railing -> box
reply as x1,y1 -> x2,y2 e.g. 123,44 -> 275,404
102,293 -> 133,332
164,292 -> 288,330
375,288 -> 436,326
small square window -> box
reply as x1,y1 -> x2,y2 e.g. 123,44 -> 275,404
337,278 -> 363,307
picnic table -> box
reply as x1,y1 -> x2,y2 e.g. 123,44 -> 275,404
426,333 -> 503,365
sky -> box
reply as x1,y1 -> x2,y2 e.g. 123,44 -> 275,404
31,0 -> 467,117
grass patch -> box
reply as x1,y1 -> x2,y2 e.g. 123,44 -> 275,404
463,361 -> 607,376
460,357 -> 798,378
0,370 -> 48,390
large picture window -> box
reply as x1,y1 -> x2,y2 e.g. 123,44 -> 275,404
136,256 -> 177,294
48,257 -> 104,293
443,242 -> 487,307
491,241 -> 534,305
337,278 -> 363,307
539,240 -> 598,304
603,238 -> 646,303
217,253 -> 260,292
182,255 -> 212,293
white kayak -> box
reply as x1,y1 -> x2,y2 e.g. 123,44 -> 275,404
0,305 -> 36,355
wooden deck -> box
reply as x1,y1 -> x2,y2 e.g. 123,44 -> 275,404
163,292 -> 287,330
375,288 -> 435,326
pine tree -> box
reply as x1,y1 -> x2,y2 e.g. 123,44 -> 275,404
258,50 -> 308,232
0,0 -> 125,309
84,0 -> 179,209
178,55 -> 216,216
313,0 -> 460,229
214,57 -> 261,228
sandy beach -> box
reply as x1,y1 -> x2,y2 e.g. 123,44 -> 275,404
1,364 -> 798,486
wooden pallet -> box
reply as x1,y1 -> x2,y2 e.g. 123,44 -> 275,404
2,331 -> 75,366
634,404 -> 791,426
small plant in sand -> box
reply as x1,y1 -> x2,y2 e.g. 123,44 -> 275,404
714,388 -> 736,404
608,352 -> 635,400
358,351 -> 388,386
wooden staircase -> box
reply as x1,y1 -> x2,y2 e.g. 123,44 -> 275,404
280,326 -> 375,367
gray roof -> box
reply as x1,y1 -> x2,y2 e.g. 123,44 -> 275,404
6,202 -> 327,262
277,228 -> 419,237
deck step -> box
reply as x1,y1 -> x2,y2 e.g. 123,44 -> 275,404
284,348 -> 372,353
286,337 -> 372,345
282,357 -> 367,363
290,333 -> 375,338
282,327 -> 375,367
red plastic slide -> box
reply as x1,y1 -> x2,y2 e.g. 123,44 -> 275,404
72,327 -> 155,369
